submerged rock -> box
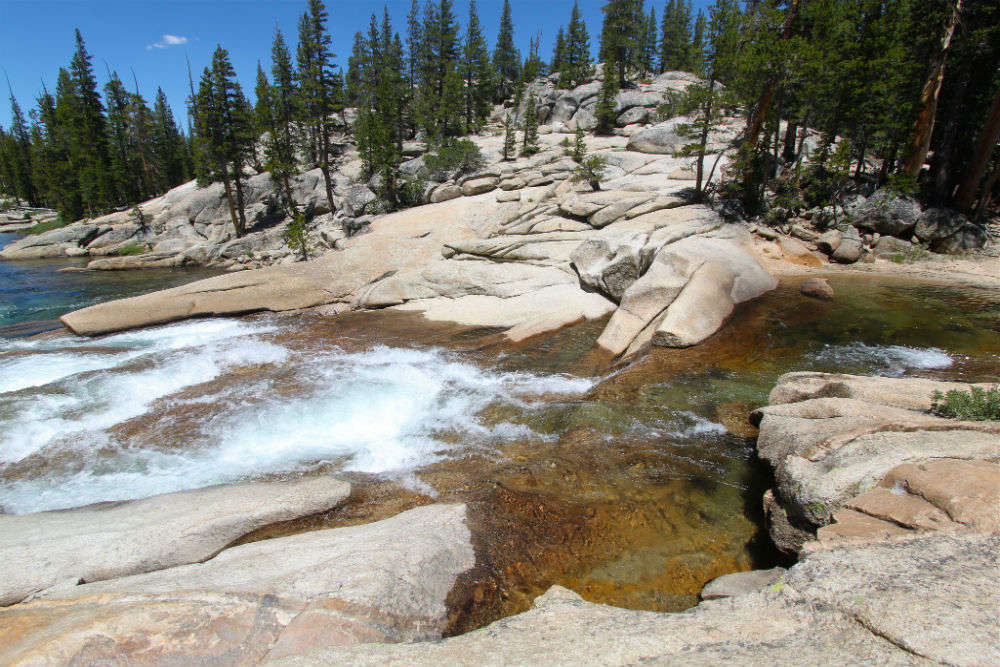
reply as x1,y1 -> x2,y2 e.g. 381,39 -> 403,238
800,277 -> 834,300
0,477 -> 351,607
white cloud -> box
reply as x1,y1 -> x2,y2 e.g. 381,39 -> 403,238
147,34 -> 188,50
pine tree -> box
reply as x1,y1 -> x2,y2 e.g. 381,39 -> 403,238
50,71 -> 85,220
595,57 -> 620,134
356,10 -> 406,210
562,1 -> 592,89
345,32 -> 366,107
253,61 -> 273,170
492,0 -> 520,101
69,29 -> 115,216
417,0 -> 462,138
690,10 -> 706,74
552,28 -> 567,78
296,0 -> 341,214
520,92 -> 540,156
521,33 -> 545,83
150,88 -> 187,190
104,73 -> 140,204
640,7 -> 658,78
195,45 -> 252,237
462,0 -> 493,132
573,126 -> 587,162
405,0 -> 423,88
502,113 -> 517,161
267,28 -> 300,213
600,0 -> 645,86
5,93 -> 37,206
659,0 -> 693,73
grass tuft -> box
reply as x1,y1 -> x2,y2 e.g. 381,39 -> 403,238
932,386 -> 1000,421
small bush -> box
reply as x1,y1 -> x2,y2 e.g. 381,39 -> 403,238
129,205 -> 148,232
284,210 -> 308,261
887,244 -> 930,264
571,155 -> 608,191
116,242 -> 147,256
423,139 -> 486,181
655,92 -> 698,121
398,174 -> 427,210
24,216 -> 68,235
932,385 -> 1000,421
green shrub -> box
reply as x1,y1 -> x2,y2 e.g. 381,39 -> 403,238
129,205 -> 148,232
571,155 -> 608,191
284,210 -> 308,261
423,139 -> 486,181
116,242 -> 147,256
24,216 -> 69,235
572,127 -> 587,163
398,174 -> 427,210
932,385 -> 1000,421
655,92 -> 698,122
887,244 -> 930,264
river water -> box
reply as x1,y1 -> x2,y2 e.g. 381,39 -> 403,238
0,232 -> 222,337
2,231 -> 999,630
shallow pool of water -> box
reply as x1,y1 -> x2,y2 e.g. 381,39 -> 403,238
0,231 -> 223,337
1,272 -> 997,631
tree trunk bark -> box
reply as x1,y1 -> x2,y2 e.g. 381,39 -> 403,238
283,175 -> 296,215
694,79 -> 716,203
782,120 -> 799,162
973,155 -> 999,222
232,165 -> 247,236
930,58 -> 972,203
220,170 -> 242,238
318,126 -> 336,214
954,85 -> 1000,212
741,0 -> 800,158
900,0 -> 963,178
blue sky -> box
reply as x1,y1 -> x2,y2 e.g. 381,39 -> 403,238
0,0 -> 709,129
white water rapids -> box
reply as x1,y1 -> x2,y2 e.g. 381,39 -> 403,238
0,318 -> 593,514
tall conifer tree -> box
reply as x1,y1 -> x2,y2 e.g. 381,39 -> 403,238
296,0 -> 340,214
492,0 -> 520,101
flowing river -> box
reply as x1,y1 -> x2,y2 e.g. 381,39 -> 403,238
2,234 -> 999,631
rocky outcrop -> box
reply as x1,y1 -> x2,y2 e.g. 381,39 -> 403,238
0,222 -> 103,259
60,149 -> 776,353
751,372 -> 1000,554
0,477 -> 351,607
266,533 -> 1000,667
851,190 -> 922,237
626,116 -> 737,155
61,193 -> 508,335
0,503 -> 474,666
591,233 -> 777,355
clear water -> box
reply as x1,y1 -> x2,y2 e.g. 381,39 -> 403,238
0,232 -> 222,337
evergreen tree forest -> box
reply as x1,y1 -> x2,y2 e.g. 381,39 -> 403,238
1,0 -> 997,231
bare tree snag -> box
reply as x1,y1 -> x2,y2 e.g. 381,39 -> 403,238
900,0 -> 963,179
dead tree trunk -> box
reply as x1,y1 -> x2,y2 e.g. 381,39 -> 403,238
954,85 -> 1000,212
900,0 -> 963,179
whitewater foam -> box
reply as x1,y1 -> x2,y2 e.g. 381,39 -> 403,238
0,333 -> 594,514
812,342 -> 953,376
